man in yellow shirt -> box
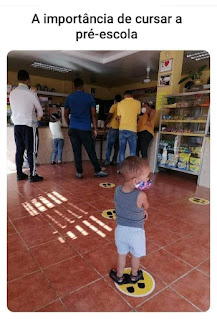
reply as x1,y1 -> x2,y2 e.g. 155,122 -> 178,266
117,90 -> 141,169
104,95 -> 122,166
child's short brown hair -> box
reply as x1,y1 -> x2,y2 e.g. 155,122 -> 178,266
120,156 -> 149,182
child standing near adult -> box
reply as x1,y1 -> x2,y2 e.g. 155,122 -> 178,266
49,113 -> 64,164
109,156 -> 151,284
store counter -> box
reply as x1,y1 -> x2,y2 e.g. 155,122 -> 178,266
7,126 -> 109,165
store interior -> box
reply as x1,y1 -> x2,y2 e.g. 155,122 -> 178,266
7,50 -> 210,312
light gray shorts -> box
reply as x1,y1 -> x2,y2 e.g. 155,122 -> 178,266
115,225 -> 146,258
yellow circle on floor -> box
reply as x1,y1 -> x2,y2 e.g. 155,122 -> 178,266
99,182 -> 115,188
115,268 -> 155,297
189,197 -> 209,205
102,209 -> 116,220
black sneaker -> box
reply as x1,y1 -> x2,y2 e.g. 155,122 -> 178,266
30,174 -> 44,183
17,173 -> 28,181
51,161 -> 56,165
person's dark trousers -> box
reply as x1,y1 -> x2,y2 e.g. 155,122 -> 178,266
14,125 -> 38,176
68,128 -> 101,174
137,130 -> 153,158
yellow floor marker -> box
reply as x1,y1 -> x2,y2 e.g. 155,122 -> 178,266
115,268 -> 155,297
189,197 -> 209,205
102,209 -> 116,220
99,182 -> 115,188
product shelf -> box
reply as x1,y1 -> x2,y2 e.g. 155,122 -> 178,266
158,164 -> 199,176
160,131 -> 205,137
161,120 -> 207,123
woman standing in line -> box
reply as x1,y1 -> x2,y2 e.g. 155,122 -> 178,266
137,102 -> 156,158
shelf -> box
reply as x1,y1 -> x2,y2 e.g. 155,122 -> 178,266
164,90 -> 210,98
160,131 -> 205,137
161,120 -> 207,123
37,90 -> 68,97
164,105 -> 208,109
158,164 -> 199,176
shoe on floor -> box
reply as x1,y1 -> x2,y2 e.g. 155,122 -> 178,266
76,173 -> 82,179
129,270 -> 144,283
117,170 -> 121,174
17,173 -> 28,181
103,161 -> 110,166
30,174 -> 44,183
57,161 -> 62,165
94,171 -> 108,178
51,161 -> 56,165
109,269 -> 130,285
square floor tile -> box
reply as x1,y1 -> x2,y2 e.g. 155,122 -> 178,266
36,300 -> 67,312
164,238 -> 209,267
197,259 -> 210,276
43,255 -> 100,297
171,269 -> 210,311
157,217 -> 198,237
7,250 -> 39,282
7,221 -> 16,236
12,215 -> 48,233
62,278 -> 132,312
30,238 -> 78,268
7,233 -> 26,255
140,249 -> 193,284
20,224 -> 64,248
7,271 -> 57,312
84,243 -> 118,276
136,287 -> 199,312
145,226 -> 181,248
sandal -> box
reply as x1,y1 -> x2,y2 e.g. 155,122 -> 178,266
129,270 -> 143,283
109,269 -> 130,285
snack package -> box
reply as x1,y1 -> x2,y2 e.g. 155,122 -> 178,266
189,157 -> 201,166
189,165 -> 200,173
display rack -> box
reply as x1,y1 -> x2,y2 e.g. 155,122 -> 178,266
156,90 -> 210,182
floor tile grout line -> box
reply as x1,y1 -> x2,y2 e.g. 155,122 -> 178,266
33,297 -> 69,312
168,286 -> 202,312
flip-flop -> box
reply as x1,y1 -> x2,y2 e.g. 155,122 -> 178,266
109,269 -> 130,285
129,270 -> 144,283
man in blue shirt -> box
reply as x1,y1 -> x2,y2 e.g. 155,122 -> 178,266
64,78 -> 108,179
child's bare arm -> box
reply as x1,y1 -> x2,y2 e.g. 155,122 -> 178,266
137,192 -> 149,221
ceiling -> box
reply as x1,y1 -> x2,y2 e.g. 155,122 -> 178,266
7,50 -> 210,87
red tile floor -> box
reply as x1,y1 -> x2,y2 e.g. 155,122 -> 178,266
7,162 -> 210,312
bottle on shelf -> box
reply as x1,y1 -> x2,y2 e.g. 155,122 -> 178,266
161,145 -> 168,165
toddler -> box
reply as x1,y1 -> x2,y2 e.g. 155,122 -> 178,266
49,113 -> 64,164
109,156 -> 151,284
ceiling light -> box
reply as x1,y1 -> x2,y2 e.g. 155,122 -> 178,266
31,62 -> 72,73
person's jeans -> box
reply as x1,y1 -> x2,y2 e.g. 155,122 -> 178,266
105,128 -> 119,164
52,138 -> 64,162
119,130 -> 137,168
68,128 -> 101,174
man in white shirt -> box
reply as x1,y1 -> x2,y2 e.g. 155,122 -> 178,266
10,70 -> 44,182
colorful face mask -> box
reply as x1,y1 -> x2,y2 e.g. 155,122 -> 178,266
135,179 -> 152,191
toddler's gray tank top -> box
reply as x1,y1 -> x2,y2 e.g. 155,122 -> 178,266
114,185 -> 144,229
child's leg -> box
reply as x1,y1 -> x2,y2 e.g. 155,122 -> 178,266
131,255 -> 140,276
117,253 -> 127,277
57,139 -> 64,162
52,139 -> 58,162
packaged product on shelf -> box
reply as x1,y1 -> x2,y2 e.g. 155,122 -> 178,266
160,145 -> 168,165
177,162 -> 188,170
189,164 -> 200,173
178,152 -> 191,163
189,157 -> 201,166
